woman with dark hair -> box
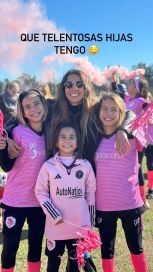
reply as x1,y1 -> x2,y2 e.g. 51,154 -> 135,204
45,69 -> 97,159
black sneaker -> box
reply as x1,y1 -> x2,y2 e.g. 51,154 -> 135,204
147,189 -> 153,199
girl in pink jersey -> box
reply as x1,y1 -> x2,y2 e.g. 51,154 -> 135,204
35,122 -> 96,272
126,77 -> 148,115
0,140 -> 6,201
0,89 -> 47,272
145,92 -> 153,198
126,78 -> 149,209
94,93 -> 148,272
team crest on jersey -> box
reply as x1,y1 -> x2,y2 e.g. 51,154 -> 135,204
5,216 -> 16,228
29,142 -> 38,159
75,170 -> 83,179
97,217 -> 102,224
47,240 -> 56,251
134,218 -> 140,226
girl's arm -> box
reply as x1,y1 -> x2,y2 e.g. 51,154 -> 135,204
7,138 -> 21,159
4,118 -> 21,159
35,163 -> 62,225
4,117 -> 20,138
118,110 -> 136,131
0,138 -> 6,150
85,161 -> 96,226
115,130 -> 130,156
0,143 -> 16,172
115,110 -> 136,155
0,126 -> 21,172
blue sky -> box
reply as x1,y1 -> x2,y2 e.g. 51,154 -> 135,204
44,0 -> 152,65
1,0 -> 153,81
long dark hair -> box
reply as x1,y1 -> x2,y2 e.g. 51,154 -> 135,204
49,69 -> 97,143
52,122 -> 82,159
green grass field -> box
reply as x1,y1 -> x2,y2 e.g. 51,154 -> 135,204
0,159 -> 153,271
0,207 -> 153,271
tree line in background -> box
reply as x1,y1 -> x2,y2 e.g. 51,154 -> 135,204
0,63 -> 153,97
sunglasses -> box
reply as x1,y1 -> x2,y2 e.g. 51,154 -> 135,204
64,80 -> 84,89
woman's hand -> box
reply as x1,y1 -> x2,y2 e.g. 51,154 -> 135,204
7,137 -> 21,159
116,130 -> 130,156
0,138 -> 7,150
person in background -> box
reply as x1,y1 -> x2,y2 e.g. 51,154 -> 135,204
111,73 -> 127,100
144,92 -> 153,198
0,138 -> 7,201
0,81 -> 20,124
38,83 -> 54,99
126,77 -> 150,210
38,83 -> 56,120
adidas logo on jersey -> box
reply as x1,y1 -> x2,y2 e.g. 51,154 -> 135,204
54,174 -> 61,179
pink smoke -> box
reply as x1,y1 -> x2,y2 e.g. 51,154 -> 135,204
1,0 -> 145,84
0,0 -> 63,76
43,54 -> 145,85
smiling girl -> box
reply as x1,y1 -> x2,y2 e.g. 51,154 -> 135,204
35,122 -> 96,272
0,89 -> 47,272
94,92 -> 148,272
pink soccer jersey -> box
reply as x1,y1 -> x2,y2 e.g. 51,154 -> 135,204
35,153 -> 96,240
95,135 -> 143,212
126,96 -> 146,115
2,125 -> 46,207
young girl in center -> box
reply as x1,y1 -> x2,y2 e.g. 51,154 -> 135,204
0,89 -> 47,272
35,122 -> 96,272
94,93 -> 149,272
